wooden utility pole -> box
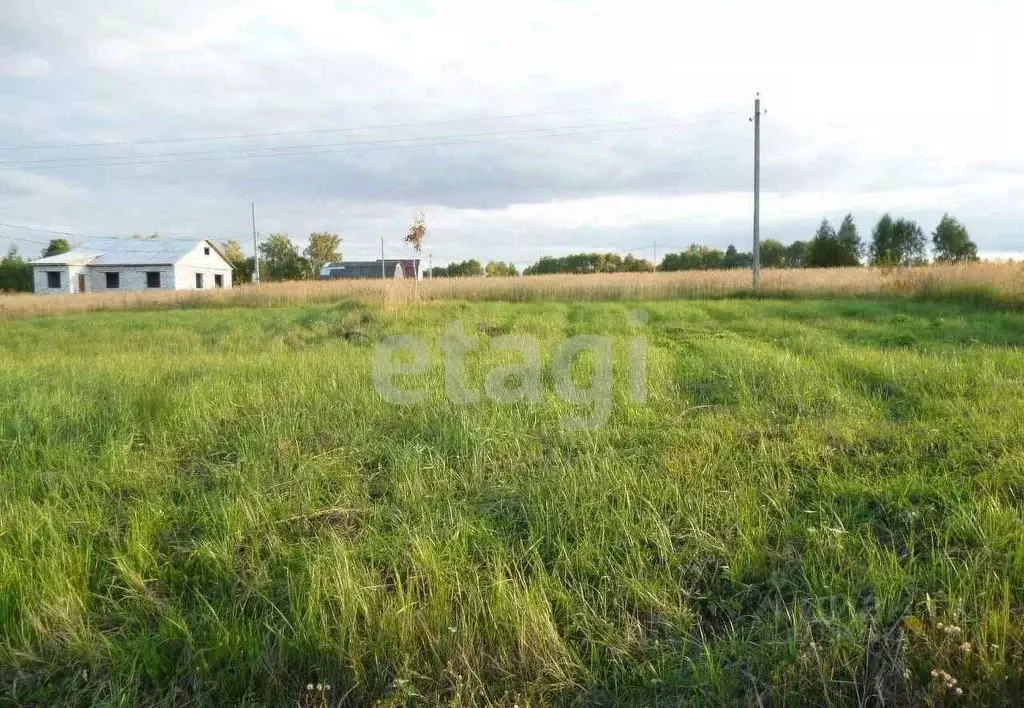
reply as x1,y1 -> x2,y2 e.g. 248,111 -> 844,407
751,93 -> 763,290
380,237 -> 385,278
251,202 -> 260,285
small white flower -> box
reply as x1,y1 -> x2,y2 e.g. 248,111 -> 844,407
306,684 -> 314,691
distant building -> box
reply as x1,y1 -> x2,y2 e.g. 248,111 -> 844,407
320,259 -> 421,280
29,238 -> 233,294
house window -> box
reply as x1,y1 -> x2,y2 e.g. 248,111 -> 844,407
214,274 -> 224,288
204,246 -> 211,256
105,272 -> 120,289
46,271 -> 61,288
195,273 -> 204,289
146,272 -> 161,288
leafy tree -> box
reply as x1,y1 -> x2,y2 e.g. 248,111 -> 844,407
485,261 -> 518,277
0,247 -> 33,292
221,240 -> 255,283
870,214 -> 927,266
404,213 -> 427,279
259,234 -> 307,282
304,232 -> 342,277
784,240 -> 810,267
931,214 -> 978,264
806,220 -> 838,267
221,239 -> 245,265
235,258 -> 256,284
524,253 -> 628,275
835,214 -> 863,266
760,239 -> 787,268
41,238 -> 71,257
658,245 -> 725,271
443,259 -> 484,277
723,244 -> 753,269
807,216 -> 862,267
622,254 -> 655,272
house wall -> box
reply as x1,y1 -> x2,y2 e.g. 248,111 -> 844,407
32,265 -> 89,293
31,240 -> 235,294
86,265 -> 177,292
33,266 -> 69,293
174,240 -> 233,290
174,264 -> 233,290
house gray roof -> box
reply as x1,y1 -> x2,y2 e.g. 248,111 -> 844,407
29,249 -> 102,266
30,238 -> 224,266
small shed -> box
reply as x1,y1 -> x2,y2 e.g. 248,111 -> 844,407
320,259 -> 421,280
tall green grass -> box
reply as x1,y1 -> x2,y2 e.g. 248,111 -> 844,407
0,298 -> 1022,705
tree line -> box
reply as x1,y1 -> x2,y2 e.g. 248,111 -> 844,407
221,232 -> 343,283
523,253 -> 654,275
512,213 -> 979,275
425,260 -> 519,278
654,213 -> 977,272
0,212 -> 984,293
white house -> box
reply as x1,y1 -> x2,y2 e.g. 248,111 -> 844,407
29,238 -> 233,294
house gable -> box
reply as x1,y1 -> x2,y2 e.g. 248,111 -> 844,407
171,239 -> 232,269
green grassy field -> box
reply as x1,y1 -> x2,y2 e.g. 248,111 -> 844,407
1,296 -> 1022,705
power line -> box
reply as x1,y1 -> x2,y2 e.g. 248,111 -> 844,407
0,115 -> 739,169
0,223 -> 207,242
0,221 -> 372,245
0,231 -> 213,255
0,223 -> 389,250
0,232 -> 59,248
0,114 -> 744,172
5,118 -> 686,166
0,102 -> 733,152
0,222 -> 90,238
0,233 -> 389,258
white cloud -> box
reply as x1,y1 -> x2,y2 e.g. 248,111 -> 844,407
0,170 -> 83,198
0,0 -> 1022,263
0,53 -> 50,77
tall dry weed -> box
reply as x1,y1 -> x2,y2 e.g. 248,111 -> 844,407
2,263 -> 1023,320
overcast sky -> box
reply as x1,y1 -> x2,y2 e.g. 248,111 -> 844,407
1,0 -> 1022,267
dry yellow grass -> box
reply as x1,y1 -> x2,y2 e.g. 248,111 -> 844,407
2,262 -> 1022,320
